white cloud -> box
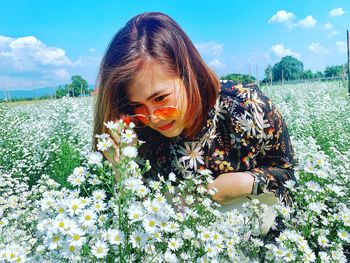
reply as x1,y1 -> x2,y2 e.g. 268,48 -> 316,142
297,16 -> 317,28
336,41 -> 346,53
327,30 -> 339,38
308,42 -> 328,54
268,10 -> 295,24
329,7 -> 345,17
88,47 -> 97,53
0,35 -> 72,71
208,59 -> 225,69
0,34 -> 101,90
195,41 -> 224,57
270,44 -> 300,59
53,69 -> 70,80
322,22 -> 334,30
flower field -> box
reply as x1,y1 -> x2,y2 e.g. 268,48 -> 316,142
0,81 -> 349,262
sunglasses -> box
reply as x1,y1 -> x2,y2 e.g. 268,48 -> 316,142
122,106 -> 181,128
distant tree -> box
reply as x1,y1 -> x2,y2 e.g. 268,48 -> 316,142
220,73 -> 256,83
313,71 -> 323,79
56,85 -> 68,98
68,75 -> 89,97
272,56 -> 304,81
323,65 -> 344,78
301,69 -> 313,80
264,65 -> 273,84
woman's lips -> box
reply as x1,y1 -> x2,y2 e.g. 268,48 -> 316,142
158,121 -> 175,131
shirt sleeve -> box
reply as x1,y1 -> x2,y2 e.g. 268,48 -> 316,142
240,84 -> 297,206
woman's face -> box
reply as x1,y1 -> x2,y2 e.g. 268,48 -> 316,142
126,62 -> 189,138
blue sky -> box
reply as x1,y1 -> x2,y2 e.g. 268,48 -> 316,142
0,0 -> 349,90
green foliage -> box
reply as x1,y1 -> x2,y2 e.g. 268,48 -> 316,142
47,139 -> 82,189
220,73 -> 256,83
56,75 -> 89,98
323,65 -> 346,78
272,56 -> 304,81
301,69 -> 313,79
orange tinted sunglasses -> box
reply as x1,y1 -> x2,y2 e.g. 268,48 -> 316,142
123,106 -> 181,128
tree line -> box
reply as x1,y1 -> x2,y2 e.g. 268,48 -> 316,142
56,75 -> 93,98
220,56 -> 348,84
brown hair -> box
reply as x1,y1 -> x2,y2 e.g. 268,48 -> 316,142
93,12 -> 220,149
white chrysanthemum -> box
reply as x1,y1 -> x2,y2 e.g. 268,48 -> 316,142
68,198 -> 83,216
165,221 -> 179,233
61,243 -> 80,259
130,230 -> 147,248
67,173 -> 86,187
88,151 -> 103,166
284,180 -> 296,189
79,209 -> 97,228
124,178 -> 143,192
93,201 -> 106,212
305,181 -> 321,192
143,217 -> 158,234
121,129 -> 137,144
127,205 -> 144,223
46,233 -> 63,250
317,235 -> 329,248
168,238 -> 183,251
104,121 -> 118,130
91,240 -> 108,259
164,250 -> 178,263
337,230 -> 350,241
205,244 -> 218,258
67,228 -> 86,247
73,166 -> 87,177
123,146 -> 138,158
177,142 -> 204,170
107,229 -> 125,245
97,138 -> 113,151
92,190 -> 106,201
183,228 -> 195,240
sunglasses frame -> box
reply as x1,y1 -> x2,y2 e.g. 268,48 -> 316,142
123,106 -> 181,128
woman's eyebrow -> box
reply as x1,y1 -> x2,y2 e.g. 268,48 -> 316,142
129,89 -> 168,103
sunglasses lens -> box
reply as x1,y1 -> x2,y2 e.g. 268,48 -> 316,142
122,115 -> 149,128
154,107 -> 181,120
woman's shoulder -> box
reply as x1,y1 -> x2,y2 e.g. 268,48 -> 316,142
219,80 -> 261,97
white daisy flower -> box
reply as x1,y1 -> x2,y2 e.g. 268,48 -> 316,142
130,230 -> 147,248
121,129 -> 137,144
205,244 -> 218,258
123,146 -> 138,158
67,228 -> 86,247
61,244 -> 80,259
97,138 -> 113,152
92,190 -> 106,201
337,230 -> 350,241
68,198 -> 83,216
104,121 -> 118,130
79,209 -> 97,228
143,217 -> 158,234
306,181 -> 321,192
177,142 -> 205,170
73,166 -> 87,177
127,205 -> 144,223
168,238 -> 183,251
164,250 -> 178,263
317,235 -> 329,248
91,240 -> 108,259
107,229 -> 125,246
88,151 -> 103,166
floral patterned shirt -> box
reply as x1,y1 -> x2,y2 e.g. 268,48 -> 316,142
137,80 -> 297,206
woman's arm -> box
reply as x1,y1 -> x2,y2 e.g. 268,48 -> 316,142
210,85 -> 297,205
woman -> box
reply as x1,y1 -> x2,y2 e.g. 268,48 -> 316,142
93,12 -> 297,210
